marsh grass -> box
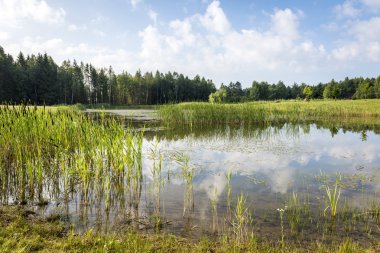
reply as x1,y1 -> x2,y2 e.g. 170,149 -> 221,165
320,172 -> 342,225
174,152 -> 194,218
285,192 -> 311,236
0,104 -> 145,222
232,193 -> 252,246
0,205 -> 373,253
148,139 -> 164,231
158,100 -> 380,127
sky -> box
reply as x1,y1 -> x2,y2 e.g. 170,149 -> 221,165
0,0 -> 380,88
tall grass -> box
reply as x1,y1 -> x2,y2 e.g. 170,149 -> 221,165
158,100 -> 380,126
0,104 -> 144,213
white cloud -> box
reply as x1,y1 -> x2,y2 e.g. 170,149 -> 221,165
0,0 -> 65,25
332,17 -> 380,61
198,0 -> 230,34
0,31 -> 9,40
7,37 -> 64,55
270,8 -> 300,40
130,0 -> 142,8
68,24 -> 88,32
148,9 -> 158,25
334,1 -> 360,18
136,3 -> 326,84
351,17 -> 380,41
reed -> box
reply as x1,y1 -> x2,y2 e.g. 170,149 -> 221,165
226,168 -> 232,213
174,153 -> 194,217
232,193 -> 252,246
322,173 -> 342,223
0,104 -> 145,215
158,100 -> 380,126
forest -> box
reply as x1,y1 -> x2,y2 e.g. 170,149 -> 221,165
0,46 -> 379,105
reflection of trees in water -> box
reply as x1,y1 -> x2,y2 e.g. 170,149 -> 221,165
143,119 -> 380,141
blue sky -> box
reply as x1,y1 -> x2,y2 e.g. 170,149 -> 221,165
1,0 -> 380,87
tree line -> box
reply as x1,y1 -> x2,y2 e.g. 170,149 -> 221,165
210,77 -> 380,103
1,46 -> 379,105
0,46 -> 216,105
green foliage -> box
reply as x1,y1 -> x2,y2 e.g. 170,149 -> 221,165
209,89 -> 227,103
303,86 -> 313,100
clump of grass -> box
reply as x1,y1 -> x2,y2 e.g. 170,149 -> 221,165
277,206 -> 286,251
321,172 -> 342,223
285,192 -> 301,235
225,168 -> 232,213
232,193 -> 252,246
174,152 -> 194,217
149,139 -> 164,231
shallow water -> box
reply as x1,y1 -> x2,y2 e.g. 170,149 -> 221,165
33,110 -> 380,242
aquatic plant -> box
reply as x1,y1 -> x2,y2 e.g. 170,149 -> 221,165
0,104 -> 145,218
232,193 -> 252,246
174,152 -> 194,217
321,172 -> 342,222
225,168 -> 232,213
277,206 -> 287,251
285,192 -> 301,235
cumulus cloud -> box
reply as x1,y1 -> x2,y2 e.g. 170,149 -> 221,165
135,1 -> 329,84
332,17 -> 380,61
334,0 -> 361,18
198,0 -> 230,34
0,0 -> 65,25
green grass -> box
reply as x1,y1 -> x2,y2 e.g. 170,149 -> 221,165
0,104 -> 144,206
0,206 -> 376,253
158,100 -> 380,126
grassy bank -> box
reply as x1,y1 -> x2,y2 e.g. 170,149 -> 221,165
158,100 -> 380,126
0,206 -> 377,253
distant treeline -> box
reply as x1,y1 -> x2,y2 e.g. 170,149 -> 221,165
0,46 -> 216,105
1,46 -> 379,105
214,77 -> 380,103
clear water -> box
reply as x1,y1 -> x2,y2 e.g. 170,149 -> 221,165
36,111 -> 380,242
